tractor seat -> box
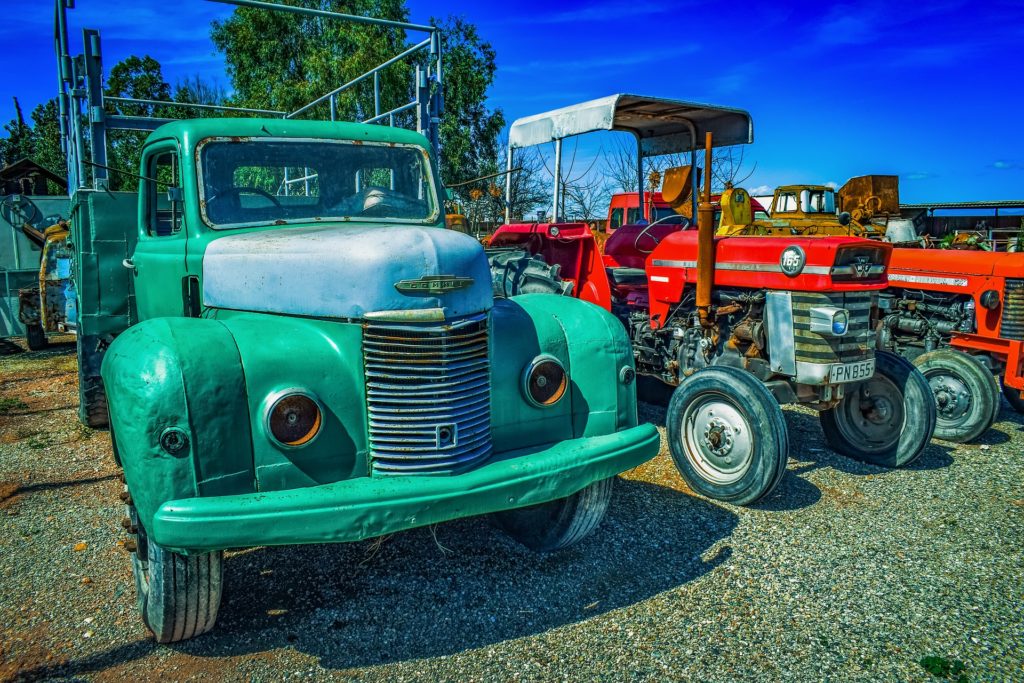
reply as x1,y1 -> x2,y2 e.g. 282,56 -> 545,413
607,267 -> 648,287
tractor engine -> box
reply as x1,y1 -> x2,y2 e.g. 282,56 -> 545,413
878,290 -> 975,356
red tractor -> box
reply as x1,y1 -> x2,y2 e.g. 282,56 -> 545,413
489,95 -> 935,506
730,177 -> 1024,443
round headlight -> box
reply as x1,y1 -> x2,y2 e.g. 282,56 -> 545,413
980,289 -> 1000,310
779,245 -> 806,276
267,391 -> 322,447
523,355 -> 568,407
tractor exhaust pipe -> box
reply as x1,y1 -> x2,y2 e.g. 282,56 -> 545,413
697,131 -> 715,328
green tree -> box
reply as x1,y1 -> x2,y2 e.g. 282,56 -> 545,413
211,0 -> 411,120
431,16 -> 504,191
0,97 -> 34,167
29,99 -> 67,190
103,55 -> 173,190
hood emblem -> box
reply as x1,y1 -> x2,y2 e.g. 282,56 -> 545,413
395,275 -> 474,295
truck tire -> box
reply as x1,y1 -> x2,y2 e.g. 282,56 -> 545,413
912,349 -> 1000,442
488,249 -> 573,298
79,370 -> 109,429
820,351 -> 935,467
666,366 -> 789,506
1002,381 -> 1024,414
494,477 -> 614,552
77,335 -> 109,429
25,323 -> 48,351
129,499 -> 223,643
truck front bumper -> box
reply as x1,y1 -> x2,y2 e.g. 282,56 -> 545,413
151,424 -> 660,553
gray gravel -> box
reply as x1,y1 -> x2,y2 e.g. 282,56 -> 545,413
2,341 -> 1022,682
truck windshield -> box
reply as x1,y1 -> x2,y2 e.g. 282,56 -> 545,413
198,138 -> 438,228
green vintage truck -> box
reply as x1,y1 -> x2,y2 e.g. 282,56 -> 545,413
102,118 -> 657,642
51,1 -> 659,643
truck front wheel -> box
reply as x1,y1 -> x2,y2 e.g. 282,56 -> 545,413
820,351 -> 936,467
912,349 -> 1000,442
128,499 -> 223,643
666,366 -> 789,506
494,477 -> 614,552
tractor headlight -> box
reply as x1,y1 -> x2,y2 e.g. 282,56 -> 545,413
522,354 -> 568,407
265,389 -> 323,447
980,289 -> 1000,310
809,306 -> 849,337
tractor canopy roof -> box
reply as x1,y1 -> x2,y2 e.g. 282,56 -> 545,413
508,94 -> 753,157
145,118 -> 433,152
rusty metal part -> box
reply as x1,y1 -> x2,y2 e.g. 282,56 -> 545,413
697,132 -> 715,328
661,165 -> 699,218
837,175 -> 900,222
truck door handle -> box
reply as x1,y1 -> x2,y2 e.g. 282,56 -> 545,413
122,258 -> 136,271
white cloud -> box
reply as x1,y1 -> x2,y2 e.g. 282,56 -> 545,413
825,181 -> 838,189
747,184 -> 773,195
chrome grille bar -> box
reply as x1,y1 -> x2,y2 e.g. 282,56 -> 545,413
363,314 -> 492,474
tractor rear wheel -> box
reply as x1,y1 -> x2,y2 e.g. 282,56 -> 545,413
494,477 -> 614,552
488,249 -> 573,298
1002,380 -> 1024,414
666,366 -> 789,506
25,323 -> 47,351
912,349 -> 999,442
820,351 -> 935,467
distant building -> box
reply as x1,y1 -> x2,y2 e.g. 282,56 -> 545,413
0,159 -> 67,196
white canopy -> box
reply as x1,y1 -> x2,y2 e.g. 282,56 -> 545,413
508,94 -> 754,157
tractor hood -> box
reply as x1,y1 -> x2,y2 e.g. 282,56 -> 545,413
202,224 -> 493,320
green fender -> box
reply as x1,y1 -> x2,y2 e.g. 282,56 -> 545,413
103,317 -> 255,529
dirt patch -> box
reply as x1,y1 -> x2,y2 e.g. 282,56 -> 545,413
0,480 -> 21,511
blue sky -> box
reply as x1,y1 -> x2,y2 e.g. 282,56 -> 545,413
3,0 -> 1023,202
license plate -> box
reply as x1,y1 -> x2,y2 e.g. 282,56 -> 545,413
829,358 -> 875,384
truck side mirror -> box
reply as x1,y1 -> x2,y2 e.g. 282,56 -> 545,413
838,211 -> 852,226
167,186 -> 183,204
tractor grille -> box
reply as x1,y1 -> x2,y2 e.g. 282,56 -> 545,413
1001,279 -> 1024,341
792,292 -> 875,364
363,314 -> 492,474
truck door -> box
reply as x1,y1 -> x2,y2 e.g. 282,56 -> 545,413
130,141 -> 192,321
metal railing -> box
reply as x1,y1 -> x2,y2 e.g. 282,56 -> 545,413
54,0 -> 443,191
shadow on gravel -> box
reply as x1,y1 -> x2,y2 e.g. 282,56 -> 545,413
14,479 -> 738,677
784,411 -> 955,476
0,474 -> 120,505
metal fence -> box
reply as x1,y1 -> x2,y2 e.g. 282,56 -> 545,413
54,0 -> 444,191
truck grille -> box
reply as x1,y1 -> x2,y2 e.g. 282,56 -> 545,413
363,314 -> 492,474
792,292 -> 875,364
1002,279 -> 1024,341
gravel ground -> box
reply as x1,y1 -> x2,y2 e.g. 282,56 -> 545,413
1,340 -> 1022,682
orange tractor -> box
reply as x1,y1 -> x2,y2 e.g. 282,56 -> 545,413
723,177 -> 1024,442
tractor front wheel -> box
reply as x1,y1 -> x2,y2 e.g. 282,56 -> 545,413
913,349 -> 1000,442
666,366 -> 789,506
820,351 -> 935,467
1002,381 -> 1024,414
494,477 -> 614,552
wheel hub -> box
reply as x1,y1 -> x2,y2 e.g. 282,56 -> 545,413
928,375 -> 971,420
682,397 -> 755,485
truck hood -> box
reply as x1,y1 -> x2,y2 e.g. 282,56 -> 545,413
202,224 -> 493,320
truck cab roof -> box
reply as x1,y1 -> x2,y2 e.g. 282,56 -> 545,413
145,118 -> 434,151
